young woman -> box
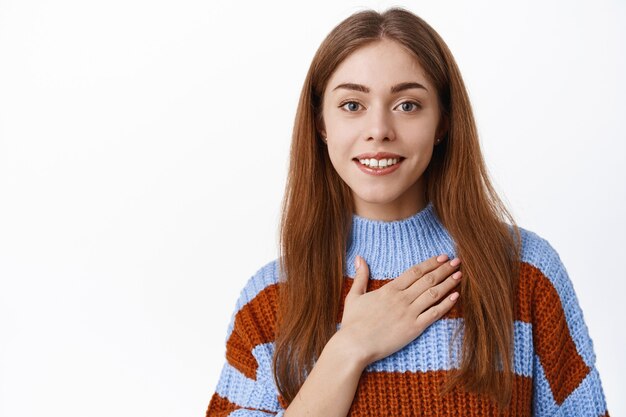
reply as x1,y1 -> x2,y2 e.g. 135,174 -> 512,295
205,7 -> 609,417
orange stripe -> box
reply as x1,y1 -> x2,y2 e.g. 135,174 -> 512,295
348,371 -> 532,416
338,276 -> 457,321
206,371 -> 532,416
526,262 -> 590,405
337,261 -> 571,324
205,392 -> 240,416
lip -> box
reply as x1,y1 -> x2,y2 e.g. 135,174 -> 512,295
353,158 -> 404,176
354,152 -> 404,160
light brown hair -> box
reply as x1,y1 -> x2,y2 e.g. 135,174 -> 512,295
273,6 -> 522,409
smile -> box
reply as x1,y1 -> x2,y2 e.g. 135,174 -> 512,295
352,157 -> 405,176
358,157 -> 400,168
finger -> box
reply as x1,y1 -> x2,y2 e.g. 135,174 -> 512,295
403,257 -> 461,301
409,269 -> 462,314
348,255 -> 370,297
415,291 -> 460,333
392,253 -> 450,290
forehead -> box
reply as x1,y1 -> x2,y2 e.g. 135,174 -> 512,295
326,38 -> 433,93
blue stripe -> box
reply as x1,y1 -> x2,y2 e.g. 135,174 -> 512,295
359,318 -> 533,377
214,345 -> 282,413
228,410 -> 280,417
345,201 -> 458,279
532,356 -> 607,416
532,355 -> 558,415
271,319 -> 533,377
560,367 -> 609,416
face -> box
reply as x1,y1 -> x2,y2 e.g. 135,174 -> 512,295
320,38 -> 442,221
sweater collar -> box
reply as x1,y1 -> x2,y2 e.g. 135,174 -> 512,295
344,201 -> 456,279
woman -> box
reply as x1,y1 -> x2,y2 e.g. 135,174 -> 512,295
205,7 -> 609,417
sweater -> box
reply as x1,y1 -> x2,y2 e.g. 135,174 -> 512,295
205,201 -> 610,416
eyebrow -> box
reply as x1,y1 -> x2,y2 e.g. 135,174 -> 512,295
331,81 -> 428,94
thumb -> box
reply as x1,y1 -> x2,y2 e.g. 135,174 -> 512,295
348,255 -> 370,296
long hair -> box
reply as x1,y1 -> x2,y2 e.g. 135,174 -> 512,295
273,7 -> 522,409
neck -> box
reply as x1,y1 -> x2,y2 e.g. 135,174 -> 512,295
344,201 -> 456,279
351,178 -> 427,221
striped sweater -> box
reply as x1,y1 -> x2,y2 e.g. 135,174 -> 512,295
205,202 -> 610,416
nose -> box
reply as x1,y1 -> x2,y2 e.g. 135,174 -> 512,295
366,105 -> 395,142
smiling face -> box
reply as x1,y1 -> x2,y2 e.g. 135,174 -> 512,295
319,38 -> 442,221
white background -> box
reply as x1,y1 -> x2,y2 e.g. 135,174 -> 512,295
0,0 -> 624,416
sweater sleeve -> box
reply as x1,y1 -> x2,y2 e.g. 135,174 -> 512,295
529,237 -> 609,417
205,266 -> 286,417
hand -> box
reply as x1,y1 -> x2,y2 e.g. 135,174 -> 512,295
337,254 -> 462,367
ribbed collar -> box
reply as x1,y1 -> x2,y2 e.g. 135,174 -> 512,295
344,201 -> 456,279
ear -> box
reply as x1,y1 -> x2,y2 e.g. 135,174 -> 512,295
435,114 -> 449,141
315,113 -> 327,138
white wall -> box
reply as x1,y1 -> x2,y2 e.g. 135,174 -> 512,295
0,0 -> 623,416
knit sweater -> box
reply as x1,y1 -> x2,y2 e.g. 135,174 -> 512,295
205,201 -> 610,416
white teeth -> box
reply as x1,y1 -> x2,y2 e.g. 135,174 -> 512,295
358,158 -> 400,168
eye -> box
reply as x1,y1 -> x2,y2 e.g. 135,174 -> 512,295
338,100 -> 363,112
396,101 -> 422,112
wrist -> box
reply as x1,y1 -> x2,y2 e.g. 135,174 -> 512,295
327,328 -> 371,371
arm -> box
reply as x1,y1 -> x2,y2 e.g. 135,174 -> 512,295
529,237 -> 610,417
282,330 -> 367,417
204,262 -> 370,417
205,264 -> 286,417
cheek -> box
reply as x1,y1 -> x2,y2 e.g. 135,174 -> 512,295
326,144 -> 359,186
326,143 -> 347,172
324,123 -> 355,161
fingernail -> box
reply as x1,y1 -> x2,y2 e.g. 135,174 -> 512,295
450,258 -> 461,267
355,256 -> 361,270
450,292 -> 459,301
452,271 -> 462,280
437,254 -> 448,262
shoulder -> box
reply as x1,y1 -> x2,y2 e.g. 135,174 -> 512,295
224,258 -> 282,343
515,225 -> 563,272
514,224 -> 573,306
232,258 -> 282,313
511,224 -> 571,293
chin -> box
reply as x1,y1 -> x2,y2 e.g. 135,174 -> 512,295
353,191 -> 401,205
